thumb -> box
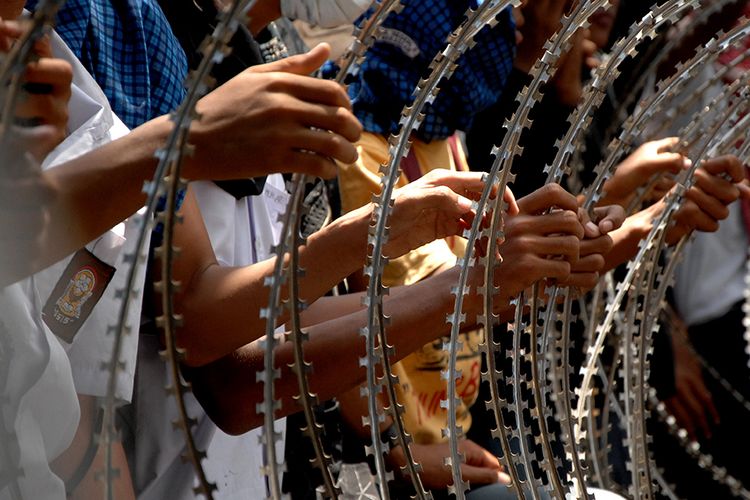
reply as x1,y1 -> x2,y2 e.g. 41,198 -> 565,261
249,43 -> 331,76
655,136 -> 680,154
504,186 -> 519,216
33,34 -> 53,58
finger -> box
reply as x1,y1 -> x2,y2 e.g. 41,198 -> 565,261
470,441 -> 503,470
292,101 -> 362,142
570,253 -> 605,273
674,201 -> 719,234
268,74 -> 352,109
285,150 -> 338,179
0,19 -> 23,51
654,136 -> 680,153
739,179 -> 750,200
14,95 -> 68,130
536,235 -> 581,261
666,397 -> 697,441
692,168 -> 741,205
558,271 -> 599,290
701,155 -> 744,182
504,186 -> 519,216
291,128 -> 359,165
578,208 -> 601,238
24,58 -> 74,96
517,184 -> 579,214
684,186 -> 730,222
459,464 -> 503,485
425,185 -> 475,218
579,234 -> 613,257
653,176 -> 676,192
497,255 -> 572,285
592,204 -> 625,233
249,42 -> 331,76
581,38 -> 597,57
688,377 -> 720,426
652,152 -> 690,174
32,34 -> 52,58
680,387 -> 712,440
508,210 -> 584,238
585,55 -> 600,69
419,170 -> 488,198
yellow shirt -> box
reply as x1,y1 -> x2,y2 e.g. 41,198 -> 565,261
338,131 -> 480,444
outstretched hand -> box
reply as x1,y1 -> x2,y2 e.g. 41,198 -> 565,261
390,439 -> 510,490
187,43 -> 362,181
383,169 -> 506,259
556,204 -> 623,291
491,184 -> 584,303
667,154 -> 750,243
602,137 -> 690,208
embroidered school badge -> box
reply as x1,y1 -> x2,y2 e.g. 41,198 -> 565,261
42,248 -> 115,343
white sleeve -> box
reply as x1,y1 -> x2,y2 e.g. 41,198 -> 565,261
280,0 -> 372,28
36,31 -> 143,403
35,215 -> 146,403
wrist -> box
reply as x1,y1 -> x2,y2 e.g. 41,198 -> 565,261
311,203 -> 370,270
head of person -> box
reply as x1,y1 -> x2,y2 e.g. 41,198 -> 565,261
588,0 -> 620,49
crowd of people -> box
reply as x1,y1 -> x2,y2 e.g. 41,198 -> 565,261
1,0 -> 750,498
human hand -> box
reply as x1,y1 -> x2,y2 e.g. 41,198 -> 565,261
665,321 -> 720,441
390,439 -> 509,490
602,138 -> 690,208
582,31 -> 600,70
490,184 -> 584,303
187,43 -> 362,181
554,204 -> 622,290
551,27 -> 587,107
1,19 -> 72,155
666,154 -> 749,244
383,169 -> 508,259
514,0 -> 570,73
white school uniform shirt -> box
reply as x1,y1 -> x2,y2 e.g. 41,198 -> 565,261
653,63 -> 748,327
0,30 -> 138,500
674,201 -> 748,326
31,31 -> 144,403
133,177 -> 288,499
0,282 -> 79,500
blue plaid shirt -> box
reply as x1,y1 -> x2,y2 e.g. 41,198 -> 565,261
346,1 -> 516,142
27,0 -> 188,129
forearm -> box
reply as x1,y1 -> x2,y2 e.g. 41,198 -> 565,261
47,116 -> 169,245
177,202 -> 372,366
189,269 -> 460,434
0,116 -> 171,286
300,292 -> 365,327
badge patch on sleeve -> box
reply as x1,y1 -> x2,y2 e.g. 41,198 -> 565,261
42,248 -> 115,343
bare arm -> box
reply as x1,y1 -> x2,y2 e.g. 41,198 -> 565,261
186,185 -> 589,434
604,155 -> 749,272
173,169 -> 490,366
186,267 -> 463,435
1,45 -> 361,286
